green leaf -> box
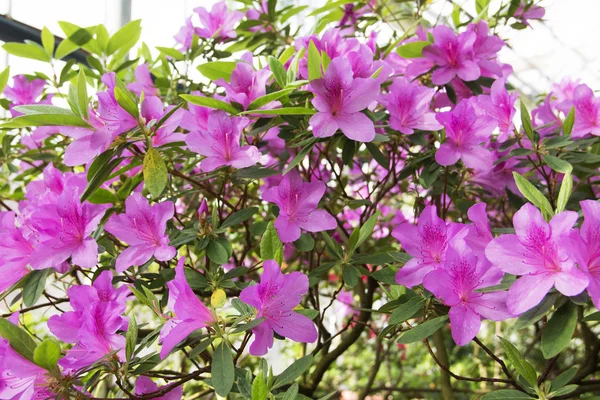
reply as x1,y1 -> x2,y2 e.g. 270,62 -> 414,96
268,56 -> 288,88
396,316 -> 448,344
33,338 -> 61,371
77,68 -> 89,120
114,81 -> 139,118
512,172 -> 554,219
156,46 -> 184,61
3,42 -> 50,62
207,239 -> 230,265
481,390 -> 534,399
252,370 -> 268,400
296,308 -> 320,320
87,188 -> 118,204
273,355 -> 313,389
180,94 -> 239,115
81,156 -> 124,202
282,383 -> 299,400
260,222 -> 283,264
520,101 -> 535,144
239,107 -> 315,116
563,107 -> 575,136
212,343 -> 235,397
126,316 -> 138,361
6,105 -> 89,128
248,88 -> 294,110
55,27 -> 93,60
353,212 -> 379,251
541,301 -> 578,359
22,269 -> 50,307
551,366 -> 577,390
283,138 -> 318,174
197,61 -> 237,81
543,155 -> 572,173
307,40 -> 322,81
388,297 -> 425,325
293,233 -> 315,252
0,318 -> 37,362
0,66 -> 10,95
396,41 -> 431,58
550,384 -> 578,397
555,172 -> 572,214
498,336 -> 537,386
107,20 -> 142,56
143,148 -> 168,198
365,143 -> 389,169
216,207 -> 258,233
41,27 -> 55,57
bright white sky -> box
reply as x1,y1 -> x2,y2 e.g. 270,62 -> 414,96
0,0 -> 598,97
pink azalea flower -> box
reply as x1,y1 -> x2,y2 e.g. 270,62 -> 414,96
4,74 -> 51,117
0,338 -> 56,399
379,77 -> 442,135
48,270 -> 129,344
0,212 -> 35,292
485,204 -> 589,315
295,29 -> 360,80
62,72 -> 137,166
194,1 -> 243,41
128,64 -> 160,97
174,17 -> 194,51
159,258 -> 214,359
308,57 -> 379,142
571,200 -> 600,309
180,91 -> 211,134
422,26 -> 480,85
141,96 -> 185,146
435,99 -> 496,171
478,78 -> 518,142
514,1 -> 545,26
28,187 -> 107,271
392,205 -> 468,288
464,203 -> 494,253
105,193 -> 176,273
239,260 -> 317,356
423,239 -> 511,346
185,110 -> 261,172
214,54 -> 273,110
347,44 -> 392,83
261,170 -> 337,243
48,270 -> 129,372
566,84 -> 600,138
135,376 -> 183,399
467,21 -> 505,78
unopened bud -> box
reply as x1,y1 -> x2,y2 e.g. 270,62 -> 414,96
211,288 -> 227,308
198,198 -> 209,221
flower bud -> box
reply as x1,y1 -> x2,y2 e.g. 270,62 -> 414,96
211,288 -> 226,308
198,198 -> 209,221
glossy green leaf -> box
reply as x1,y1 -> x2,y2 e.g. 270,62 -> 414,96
33,339 -> 61,371
397,316 -> 448,344
541,301 -> 578,359
143,148 -> 168,198
212,343 -> 235,397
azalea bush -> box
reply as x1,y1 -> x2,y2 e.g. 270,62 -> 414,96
1,0 -> 599,399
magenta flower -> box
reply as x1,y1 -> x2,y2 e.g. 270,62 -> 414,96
135,376 -> 183,400
239,260 -> 317,356
567,84 -> 600,138
141,96 -> 185,147
28,188 -> 107,271
0,338 -> 56,399
464,203 -> 494,253
174,17 -> 194,51
422,26 -> 480,85
180,91 -> 210,134
48,270 -> 129,344
128,64 -> 159,97
261,170 -> 337,243
571,200 -> 600,309
435,99 -> 496,171
392,205 -> 468,288
467,21 -> 505,78
105,193 -> 176,273
379,78 -> 442,135
62,73 -> 137,166
4,74 -> 50,117
0,212 -> 35,292
514,1 -> 545,26
423,239 -> 511,346
485,204 -> 589,315
194,1 -> 243,41
215,54 -> 273,111
185,110 -> 261,172
478,78 -> 518,142
159,258 -> 214,359
308,57 -> 379,142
